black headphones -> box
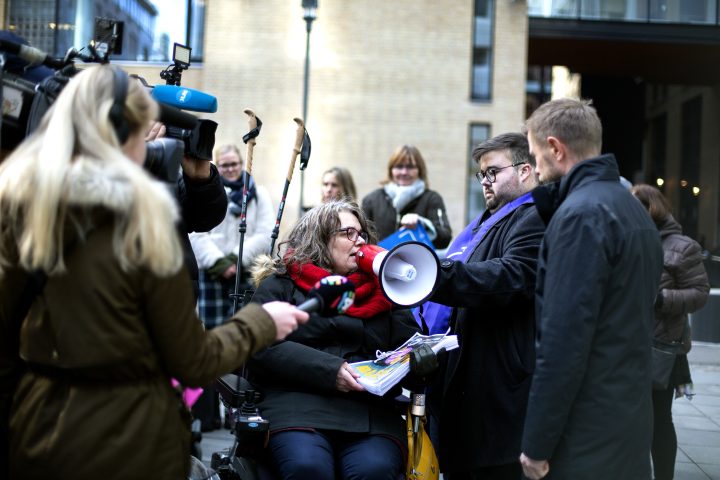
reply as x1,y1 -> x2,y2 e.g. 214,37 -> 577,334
108,66 -> 130,144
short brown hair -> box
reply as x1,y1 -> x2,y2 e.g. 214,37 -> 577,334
524,98 -> 602,160
384,145 -> 429,186
630,184 -> 671,226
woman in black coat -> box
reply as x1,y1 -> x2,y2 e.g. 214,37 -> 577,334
631,184 -> 710,480
362,145 -> 452,249
249,199 -> 419,480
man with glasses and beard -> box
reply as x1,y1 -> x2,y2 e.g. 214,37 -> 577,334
419,132 -> 545,479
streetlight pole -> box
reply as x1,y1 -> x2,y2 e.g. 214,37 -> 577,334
299,0 -> 317,216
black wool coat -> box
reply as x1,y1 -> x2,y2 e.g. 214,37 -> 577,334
428,202 -> 545,472
248,274 -> 420,444
521,154 -> 663,480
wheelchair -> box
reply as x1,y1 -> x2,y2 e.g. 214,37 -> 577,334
209,346 -> 441,480
210,373 -> 272,480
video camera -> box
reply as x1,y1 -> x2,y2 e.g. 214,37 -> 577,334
0,18 -> 218,184
134,41 -> 219,163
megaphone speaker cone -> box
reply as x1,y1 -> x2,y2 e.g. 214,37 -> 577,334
378,241 -> 440,308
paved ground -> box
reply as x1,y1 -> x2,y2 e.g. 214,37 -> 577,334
200,342 -> 720,479
674,342 -> 720,479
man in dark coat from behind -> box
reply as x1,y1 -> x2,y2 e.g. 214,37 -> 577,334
421,132 -> 545,479
520,98 -> 663,480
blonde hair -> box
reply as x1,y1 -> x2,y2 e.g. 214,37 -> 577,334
322,166 -> 357,202
0,64 -> 183,277
213,144 -> 243,164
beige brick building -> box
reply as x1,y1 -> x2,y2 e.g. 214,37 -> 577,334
127,0 -> 529,239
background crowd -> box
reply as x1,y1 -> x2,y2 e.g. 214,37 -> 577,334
0,58 -> 709,480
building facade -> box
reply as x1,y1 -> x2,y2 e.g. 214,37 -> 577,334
4,0 -> 720,256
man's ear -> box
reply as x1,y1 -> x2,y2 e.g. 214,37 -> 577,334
547,136 -> 566,163
518,162 -> 534,183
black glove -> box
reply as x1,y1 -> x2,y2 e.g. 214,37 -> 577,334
403,346 -> 448,389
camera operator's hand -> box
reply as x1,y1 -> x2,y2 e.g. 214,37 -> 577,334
144,121 -> 211,180
144,121 -> 166,141
336,362 -> 364,393
261,301 -> 309,341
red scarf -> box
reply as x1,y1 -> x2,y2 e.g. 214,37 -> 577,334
288,263 -> 392,319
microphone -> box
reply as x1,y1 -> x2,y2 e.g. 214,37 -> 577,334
157,103 -> 198,130
0,39 -> 65,70
297,275 -> 356,316
151,84 -> 218,113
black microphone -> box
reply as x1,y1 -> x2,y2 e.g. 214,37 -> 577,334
157,103 -> 198,130
0,39 -> 65,70
297,275 -> 356,316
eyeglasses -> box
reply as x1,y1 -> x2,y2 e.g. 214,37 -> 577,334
392,164 -> 418,171
218,162 -> 241,170
335,227 -> 368,243
475,162 -> 527,184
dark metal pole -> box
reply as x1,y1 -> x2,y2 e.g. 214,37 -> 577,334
299,16 -> 313,217
298,0 -> 317,217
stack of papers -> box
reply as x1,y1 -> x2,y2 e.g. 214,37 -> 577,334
350,332 -> 458,396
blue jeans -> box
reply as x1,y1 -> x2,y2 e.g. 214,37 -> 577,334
267,429 -> 403,480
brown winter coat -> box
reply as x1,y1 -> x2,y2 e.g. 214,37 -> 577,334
1,206 -> 276,479
655,215 -> 710,351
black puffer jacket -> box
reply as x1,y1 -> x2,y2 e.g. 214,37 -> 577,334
654,215 -> 709,350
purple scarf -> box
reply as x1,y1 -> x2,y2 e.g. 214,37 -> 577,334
414,192 -> 534,333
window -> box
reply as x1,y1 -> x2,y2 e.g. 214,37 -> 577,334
6,0 -> 205,63
526,65 -> 552,119
679,96 -> 702,241
467,124 -> 491,223
650,0 -> 717,24
471,0 -> 494,101
529,0 -> 718,23
647,114 -> 667,187
528,0 -> 578,18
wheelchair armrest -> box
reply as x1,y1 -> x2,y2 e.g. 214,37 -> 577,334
215,373 -> 264,409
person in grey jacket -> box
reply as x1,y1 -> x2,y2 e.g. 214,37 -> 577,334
631,183 -> 709,480
362,145 -> 452,248
520,98 -> 663,480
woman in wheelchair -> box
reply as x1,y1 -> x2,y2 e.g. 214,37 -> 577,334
249,199 -> 420,480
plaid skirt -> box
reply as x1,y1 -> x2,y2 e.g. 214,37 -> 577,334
197,270 -> 253,329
